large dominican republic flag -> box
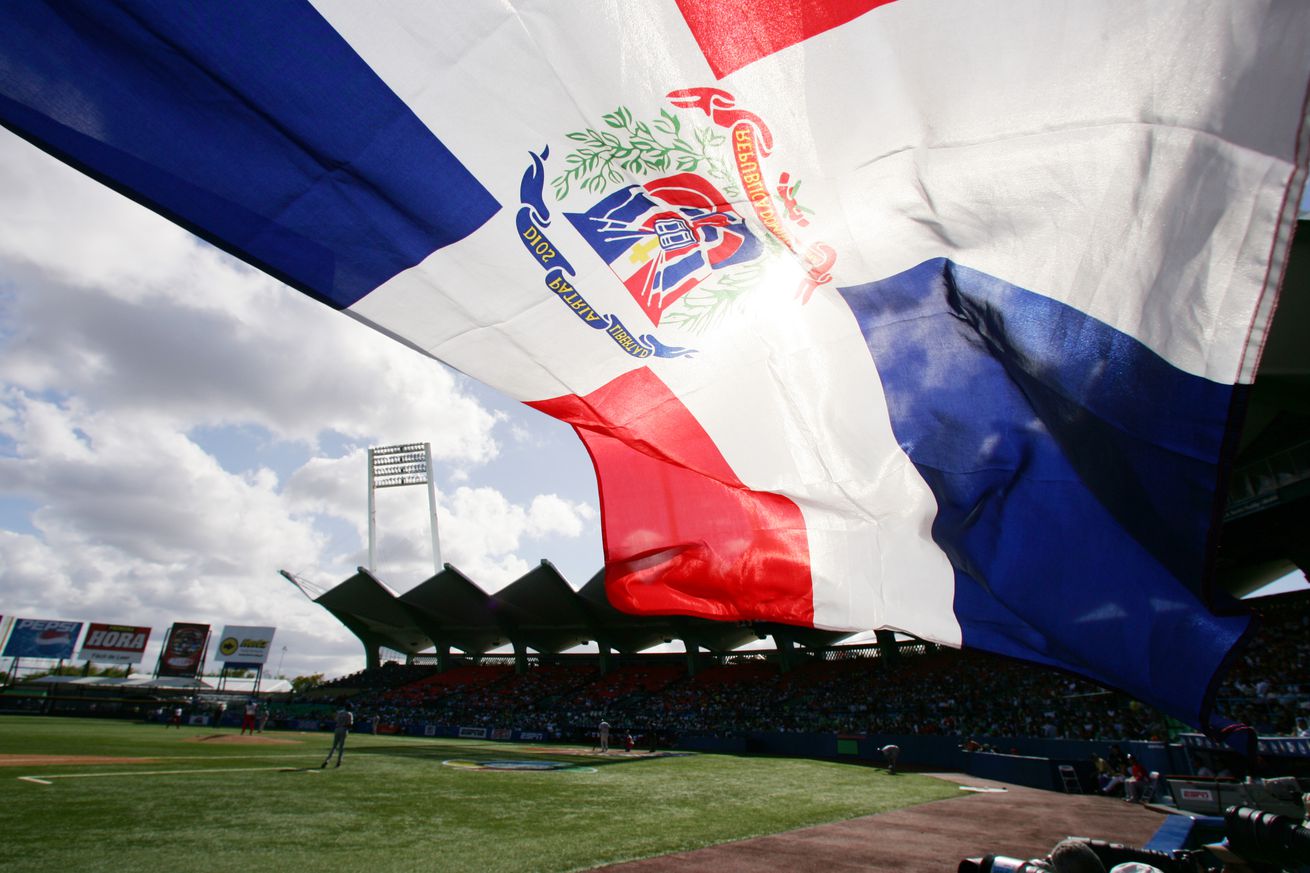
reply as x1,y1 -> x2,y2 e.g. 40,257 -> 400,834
1,1 -> 1307,729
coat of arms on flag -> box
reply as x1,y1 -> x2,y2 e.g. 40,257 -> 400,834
565,173 -> 762,327
532,92 -> 836,342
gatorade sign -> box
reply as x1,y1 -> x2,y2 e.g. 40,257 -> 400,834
213,625 -> 276,666
79,623 -> 152,663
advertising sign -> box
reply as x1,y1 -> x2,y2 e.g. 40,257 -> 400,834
1,618 -> 83,659
213,625 -> 276,665
1180,732 -> 1310,758
157,622 -> 209,677
78,623 -> 152,663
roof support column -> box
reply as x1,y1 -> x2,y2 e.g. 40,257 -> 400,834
875,629 -> 899,662
685,644 -> 701,678
773,634 -> 795,673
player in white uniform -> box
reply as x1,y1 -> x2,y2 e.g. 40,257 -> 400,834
322,703 -> 355,768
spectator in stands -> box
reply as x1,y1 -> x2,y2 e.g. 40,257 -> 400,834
281,593 -> 1310,752
322,702 -> 354,768
1295,716 -> 1309,737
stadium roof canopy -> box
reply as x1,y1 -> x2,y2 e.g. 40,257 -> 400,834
291,561 -> 855,671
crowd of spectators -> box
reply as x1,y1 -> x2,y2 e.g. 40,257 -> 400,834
1211,595 -> 1310,735
292,593 -> 1310,745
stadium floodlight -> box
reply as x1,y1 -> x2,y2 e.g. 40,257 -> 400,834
368,442 -> 441,575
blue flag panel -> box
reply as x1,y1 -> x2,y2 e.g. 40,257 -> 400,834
841,259 -> 1252,726
0,0 -> 498,309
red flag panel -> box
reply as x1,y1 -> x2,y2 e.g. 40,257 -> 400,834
530,367 -> 813,625
675,0 -> 899,78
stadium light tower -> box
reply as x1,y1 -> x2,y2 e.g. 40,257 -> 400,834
368,442 -> 442,575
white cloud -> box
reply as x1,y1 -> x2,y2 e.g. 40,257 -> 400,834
356,485 -> 597,593
527,493 -> 596,538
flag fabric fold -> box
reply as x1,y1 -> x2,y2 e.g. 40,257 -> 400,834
2,0 -> 1307,730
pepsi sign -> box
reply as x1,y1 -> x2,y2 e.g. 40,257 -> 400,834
3,618 -> 83,659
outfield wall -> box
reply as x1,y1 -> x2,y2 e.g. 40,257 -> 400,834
675,731 -> 1182,792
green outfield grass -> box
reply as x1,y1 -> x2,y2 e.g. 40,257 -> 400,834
0,716 -> 958,873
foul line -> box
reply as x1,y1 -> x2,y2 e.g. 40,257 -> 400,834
152,753 -> 322,761
17,765 -> 321,783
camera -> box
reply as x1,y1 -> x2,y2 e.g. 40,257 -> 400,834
960,806 -> 1310,873
1223,806 -> 1310,871
960,838 -> 1198,873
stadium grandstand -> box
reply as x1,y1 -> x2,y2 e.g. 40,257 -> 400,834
285,559 -> 1309,768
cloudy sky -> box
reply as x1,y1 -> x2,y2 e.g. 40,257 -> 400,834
0,130 -> 606,680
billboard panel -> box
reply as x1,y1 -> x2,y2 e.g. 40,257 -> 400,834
78,623 -> 152,663
213,626 -> 276,665
157,622 -> 209,677
1,618 -> 83,659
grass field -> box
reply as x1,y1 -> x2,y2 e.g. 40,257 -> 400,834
0,716 -> 958,872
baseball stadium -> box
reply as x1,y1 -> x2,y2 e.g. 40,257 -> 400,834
8,228 -> 1310,867
3,160 -> 1310,873
4,4 -> 1310,873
